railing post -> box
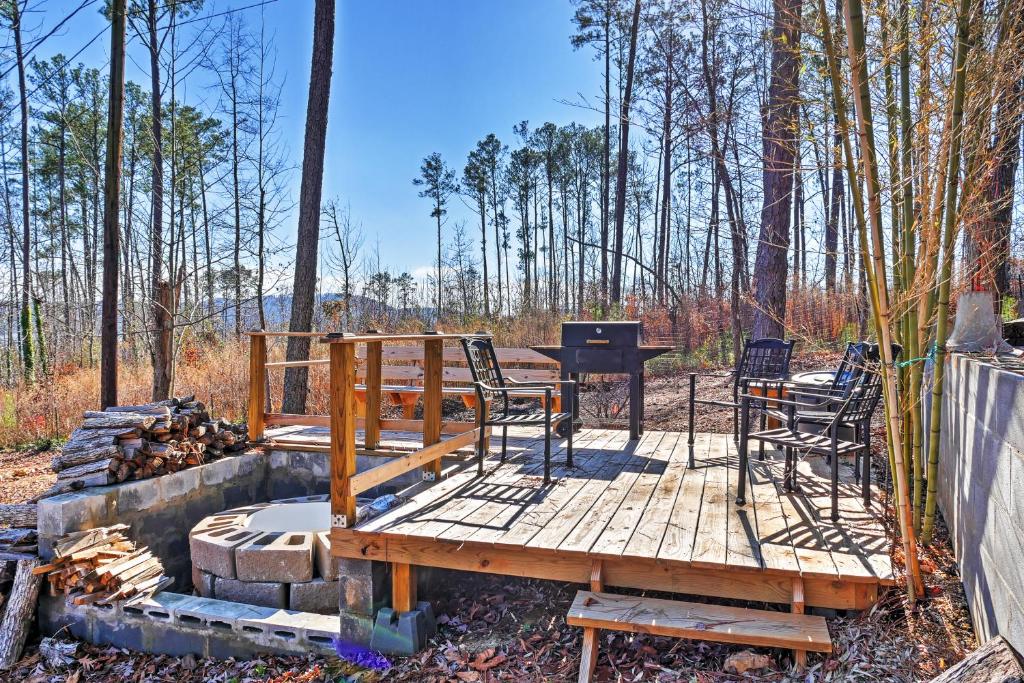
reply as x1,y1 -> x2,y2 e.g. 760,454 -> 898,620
248,333 -> 267,442
365,340 -> 382,450
422,338 -> 443,480
330,341 -> 357,528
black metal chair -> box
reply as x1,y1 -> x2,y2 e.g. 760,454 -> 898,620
764,342 -> 899,487
737,368 -> 885,521
461,337 -> 574,484
687,337 -> 795,468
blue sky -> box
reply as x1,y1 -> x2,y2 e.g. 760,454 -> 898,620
37,0 -> 604,280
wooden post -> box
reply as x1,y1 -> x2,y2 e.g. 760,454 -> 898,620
791,577 -> 807,670
579,559 -> 605,682
422,338 -> 443,480
365,341 -> 382,449
248,334 -> 267,442
330,342 -> 357,528
392,561 -> 417,613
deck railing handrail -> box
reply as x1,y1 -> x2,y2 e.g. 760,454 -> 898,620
246,329 -> 487,529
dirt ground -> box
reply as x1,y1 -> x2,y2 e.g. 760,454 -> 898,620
0,370 -> 978,682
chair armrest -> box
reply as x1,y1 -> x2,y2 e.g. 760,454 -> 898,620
506,378 -> 576,388
738,393 -> 824,410
688,371 -> 734,380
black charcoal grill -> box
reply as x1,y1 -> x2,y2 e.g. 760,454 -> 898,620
532,321 -> 674,440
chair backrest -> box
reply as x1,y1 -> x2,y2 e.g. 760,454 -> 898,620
831,342 -> 873,392
831,341 -> 903,392
461,337 -> 507,401
735,338 -> 795,389
836,368 -> 884,423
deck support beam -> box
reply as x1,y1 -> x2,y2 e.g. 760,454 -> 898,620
579,560 -> 605,682
392,562 -> 417,613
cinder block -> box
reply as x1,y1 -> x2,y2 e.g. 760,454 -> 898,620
213,576 -> 288,609
271,494 -> 329,504
314,532 -> 339,580
192,566 -> 216,598
235,532 -> 315,583
190,527 -> 260,578
190,513 -> 249,537
236,607 -> 340,649
174,594 -> 274,630
290,578 -> 339,614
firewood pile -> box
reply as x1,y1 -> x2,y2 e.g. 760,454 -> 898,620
34,525 -> 170,606
46,396 -> 249,497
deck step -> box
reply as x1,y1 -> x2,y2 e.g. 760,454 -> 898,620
567,591 -> 832,653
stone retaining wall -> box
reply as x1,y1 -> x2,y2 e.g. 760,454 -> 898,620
938,353 -> 1024,654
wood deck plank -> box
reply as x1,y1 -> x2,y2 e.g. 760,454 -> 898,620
725,435 -> 764,571
557,431 -> 668,555
621,433 -> 691,560
655,433 -> 711,564
491,430 -> 628,549
745,453 -> 803,575
466,430 -> 614,545
524,430 -> 635,552
441,430 -> 600,545
688,434 -> 730,569
592,432 -> 681,558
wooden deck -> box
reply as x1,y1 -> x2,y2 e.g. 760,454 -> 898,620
330,428 -> 895,611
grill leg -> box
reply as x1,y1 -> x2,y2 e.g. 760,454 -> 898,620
628,373 -> 641,440
687,373 -> 696,469
501,426 -> 508,462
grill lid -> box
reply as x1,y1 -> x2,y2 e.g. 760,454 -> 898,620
561,321 -> 642,348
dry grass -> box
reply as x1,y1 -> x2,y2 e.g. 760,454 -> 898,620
0,297 -> 860,449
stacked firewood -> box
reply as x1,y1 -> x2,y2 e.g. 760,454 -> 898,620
46,396 -> 249,496
34,525 -> 170,606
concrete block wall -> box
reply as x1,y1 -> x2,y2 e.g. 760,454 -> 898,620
938,353 -> 1024,653
38,450 -> 396,588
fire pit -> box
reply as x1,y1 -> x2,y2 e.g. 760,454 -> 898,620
189,495 -> 339,614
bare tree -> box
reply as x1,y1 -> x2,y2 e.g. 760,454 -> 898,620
282,0 -> 335,415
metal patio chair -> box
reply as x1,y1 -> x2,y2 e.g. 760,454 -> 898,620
687,337 -> 795,468
461,337 -> 575,485
737,368 -> 885,521
764,342 -> 899,487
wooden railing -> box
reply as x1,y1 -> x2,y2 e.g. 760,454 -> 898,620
246,330 -> 486,529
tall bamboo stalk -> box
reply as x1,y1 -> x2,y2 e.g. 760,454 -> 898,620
842,0 -> 924,601
922,0 -> 975,544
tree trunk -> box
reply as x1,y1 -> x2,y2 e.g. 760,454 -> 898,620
147,0 -> 171,400
282,0 -> 335,415
100,0 -> 127,409
751,0 -> 802,339
10,0 -> 33,384
610,0 -> 641,306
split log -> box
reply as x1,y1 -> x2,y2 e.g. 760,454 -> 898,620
931,636 -> 1024,683
56,458 -> 117,481
0,505 -> 37,528
51,444 -> 121,472
0,558 -> 43,669
80,414 -> 157,430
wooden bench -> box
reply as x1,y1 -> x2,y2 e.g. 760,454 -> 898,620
568,590 -> 831,682
349,346 -> 563,419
